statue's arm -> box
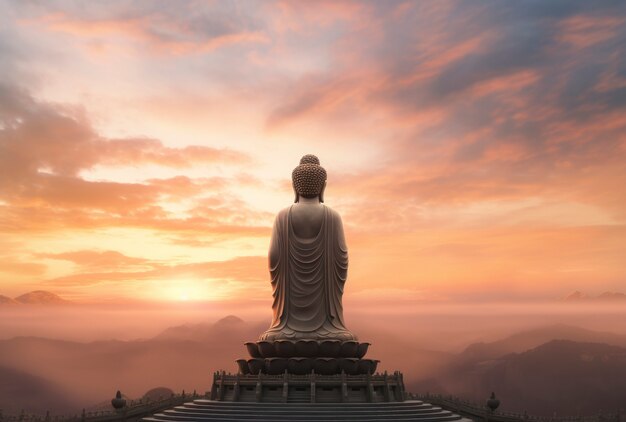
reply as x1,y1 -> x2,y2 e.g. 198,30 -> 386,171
333,210 -> 349,282
268,213 -> 281,279
336,212 -> 348,254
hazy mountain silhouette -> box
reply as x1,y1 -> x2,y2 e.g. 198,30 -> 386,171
155,315 -> 254,342
0,295 -> 20,305
458,323 -> 626,364
2,318 -> 625,417
563,291 -> 626,302
0,316 -> 263,414
0,366 -> 78,414
442,340 -> 626,416
4,291 -> 72,305
353,322 -> 454,381
411,326 -> 626,416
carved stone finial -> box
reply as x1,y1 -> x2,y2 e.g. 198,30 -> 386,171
487,392 -> 500,411
111,390 -> 126,410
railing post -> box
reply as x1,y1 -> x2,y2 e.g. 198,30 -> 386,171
255,372 -> 263,402
282,370 -> 289,403
310,370 -> 316,403
210,372 -> 218,400
383,371 -> 390,402
218,371 -> 226,401
339,371 -> 348,403
233,374 -> 240,402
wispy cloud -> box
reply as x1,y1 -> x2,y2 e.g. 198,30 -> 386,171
1,0 -> 625,301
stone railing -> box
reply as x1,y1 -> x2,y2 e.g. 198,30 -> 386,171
411,393 -> 625,422
0,391 -> 205,422
3,389 -> 624,422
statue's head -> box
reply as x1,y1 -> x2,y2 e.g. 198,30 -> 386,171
292,154 -> 327,203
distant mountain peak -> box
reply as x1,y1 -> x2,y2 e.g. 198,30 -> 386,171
562,291 -> 626,302
215,315 -> 244,325
14,290 -> 70,305
597,291 -> 626,300
563,291 -> 588,301
459,323 -> 626,364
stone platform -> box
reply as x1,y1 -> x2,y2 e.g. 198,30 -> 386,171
209,371 -> 405,403
142,372 -> 473,421
240,339 -> 378,375
143,400 -> 474,421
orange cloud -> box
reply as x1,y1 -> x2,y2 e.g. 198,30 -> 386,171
39,250 -> 149,270
2,1 -> 626,304
0,83 -> 270,240
46,254 -> 268,287
0,260 -> 47,277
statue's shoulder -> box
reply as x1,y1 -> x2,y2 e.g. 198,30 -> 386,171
324,205 -> 343,222
275,206 -> 292,221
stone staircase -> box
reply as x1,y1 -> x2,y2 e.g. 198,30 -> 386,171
143,399 -> 474,421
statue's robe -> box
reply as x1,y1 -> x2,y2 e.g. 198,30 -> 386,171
260,205 -> 356,341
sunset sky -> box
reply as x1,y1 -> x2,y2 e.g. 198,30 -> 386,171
1,1 -> 625,304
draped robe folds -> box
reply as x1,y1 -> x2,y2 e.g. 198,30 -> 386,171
260,205 -> 357,341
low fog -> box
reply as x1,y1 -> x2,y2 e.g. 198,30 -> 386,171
1,301 -> 625,417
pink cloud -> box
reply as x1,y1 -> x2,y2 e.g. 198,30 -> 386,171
23,12 -> 269,56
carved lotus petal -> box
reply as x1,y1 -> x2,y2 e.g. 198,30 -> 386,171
247,358 -> 265,375
236,359 -> 250,375
275,340 -> 296,358
356,342 -> 370,358
245,342 -> 261,358
319,340 -> 341,357
295,339 -> 318,357
257,341 -> 276,358
287,357 -> 313,375
314,357 -> 339,375
339,358 -> 360,375
339,340 -> 359,357
357,359 -> 378,375
265,357 -> 288,375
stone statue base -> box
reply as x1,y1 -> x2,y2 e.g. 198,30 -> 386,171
143,371 -> 473,421
209,370 -> 406,403
238,357 -> 379,376
240,339 -> 377,375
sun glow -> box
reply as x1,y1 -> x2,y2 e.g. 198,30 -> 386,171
149,279 -> 218,302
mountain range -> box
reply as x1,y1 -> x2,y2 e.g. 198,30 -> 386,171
562,291 -> 626,302
434,340 -> 626,416
0,316 -> 263,414
399,324 -> 626,416
1,318 -> 625,417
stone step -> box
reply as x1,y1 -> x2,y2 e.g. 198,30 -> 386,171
181,405 -> 438,413
147,414 -> 464,422
142,400 -> 473,422
177,403 -> 442,414
169,406 -> 451,416
191,400 -> 429,408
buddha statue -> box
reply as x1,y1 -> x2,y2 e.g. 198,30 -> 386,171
260,154 -> 357,341
239,155 -> 375,376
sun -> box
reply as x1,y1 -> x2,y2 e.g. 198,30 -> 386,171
147,278 -> 220,302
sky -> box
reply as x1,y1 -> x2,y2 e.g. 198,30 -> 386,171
0,0 -> 625,305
